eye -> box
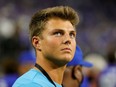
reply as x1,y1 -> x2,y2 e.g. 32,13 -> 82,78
70,32 -> 76,38
54,32 -> 63,36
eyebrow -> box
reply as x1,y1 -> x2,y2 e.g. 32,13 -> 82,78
52,28 -> 76,32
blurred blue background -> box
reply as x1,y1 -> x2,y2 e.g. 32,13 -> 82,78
0,0 -> 116,87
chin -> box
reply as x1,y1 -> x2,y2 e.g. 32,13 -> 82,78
64,54 -> 73,60
66,57 -> 73,62
63,57 -> 72,64
56,58 -> 71,66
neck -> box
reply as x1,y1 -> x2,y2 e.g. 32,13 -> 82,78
35,57 -> 66,84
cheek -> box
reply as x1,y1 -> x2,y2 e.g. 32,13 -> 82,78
46,37 -> 60,46
72,41 -> 76,53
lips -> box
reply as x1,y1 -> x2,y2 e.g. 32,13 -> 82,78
61,48 -> 72,52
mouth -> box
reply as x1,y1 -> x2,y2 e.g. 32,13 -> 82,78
61,48 -> 71,52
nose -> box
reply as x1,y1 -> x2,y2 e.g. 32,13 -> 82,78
62,34 -> 71,45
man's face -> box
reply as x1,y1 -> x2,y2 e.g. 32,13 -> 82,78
63,66 -> 83,87
39,18 -> 76,65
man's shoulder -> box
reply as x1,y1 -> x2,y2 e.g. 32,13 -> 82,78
17,69 -> 41,81
12,69 -> 46,87
13,82 -> 42,87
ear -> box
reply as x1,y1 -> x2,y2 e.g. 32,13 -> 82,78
32,36 -> 41,51
73,66 -> 82,79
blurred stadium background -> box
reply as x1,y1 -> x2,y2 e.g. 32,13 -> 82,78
0,0 -> 116,87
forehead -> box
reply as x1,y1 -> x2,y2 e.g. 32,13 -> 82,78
45,18 -> 75,31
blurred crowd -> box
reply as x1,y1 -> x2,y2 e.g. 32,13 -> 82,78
0,0 -> 116,87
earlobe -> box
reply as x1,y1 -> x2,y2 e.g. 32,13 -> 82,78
32,36 -> 41,50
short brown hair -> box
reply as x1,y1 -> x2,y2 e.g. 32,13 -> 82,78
29,6 -> 79,40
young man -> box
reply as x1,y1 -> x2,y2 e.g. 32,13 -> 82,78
62,45 -> 93,87
13,6 -> 79,87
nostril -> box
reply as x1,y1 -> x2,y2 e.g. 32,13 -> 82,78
63,38 -> 71,44
63,40 -> 71,45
